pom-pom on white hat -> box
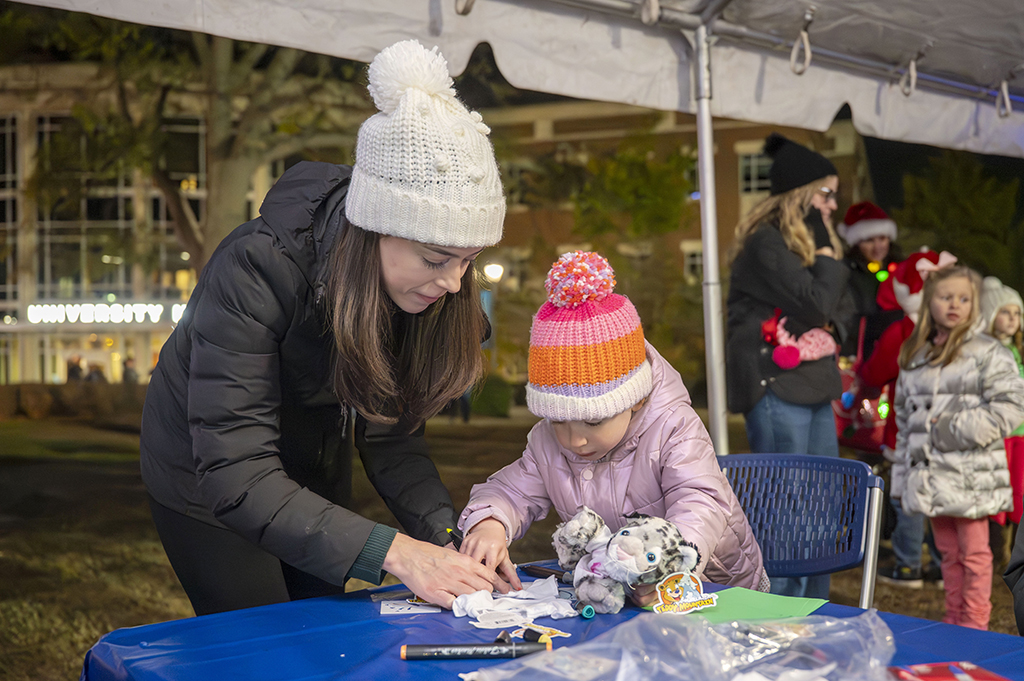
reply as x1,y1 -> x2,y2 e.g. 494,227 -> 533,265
345,40 -> 505,248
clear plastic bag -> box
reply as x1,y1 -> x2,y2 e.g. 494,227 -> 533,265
459,610 -> 894,681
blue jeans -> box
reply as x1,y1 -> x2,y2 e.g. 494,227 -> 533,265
744,389 -> 840,600
890,497 -> 941,570
891,497 -> 925,571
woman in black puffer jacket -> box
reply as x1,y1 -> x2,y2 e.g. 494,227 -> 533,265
141,40 -> 514,616
726,133 -> 849,600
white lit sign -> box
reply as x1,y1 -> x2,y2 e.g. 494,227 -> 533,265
26,303 -> 187,325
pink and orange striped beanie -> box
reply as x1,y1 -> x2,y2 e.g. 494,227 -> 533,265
526,251 -> 652,422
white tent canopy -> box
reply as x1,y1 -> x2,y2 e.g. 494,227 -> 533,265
19,0 -> 1024,154
16,0 -> 1024,452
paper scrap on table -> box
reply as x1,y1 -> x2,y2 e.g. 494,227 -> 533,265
469,612 -> 528,629
380,600 -> 441,615
453,576 -> 578,620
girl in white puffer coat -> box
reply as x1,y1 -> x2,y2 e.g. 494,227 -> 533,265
894,265 -> 1024,630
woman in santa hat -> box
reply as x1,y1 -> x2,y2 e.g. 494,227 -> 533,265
837,201 -> 904,357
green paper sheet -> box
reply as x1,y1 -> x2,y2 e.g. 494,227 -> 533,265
646,588 -> 826,624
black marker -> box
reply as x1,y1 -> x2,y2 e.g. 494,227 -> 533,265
520,564 -> 573,584
446,527 -> 464,550
401,641 -> 551,660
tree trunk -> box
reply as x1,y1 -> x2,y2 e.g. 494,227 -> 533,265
202,155 -> 261,265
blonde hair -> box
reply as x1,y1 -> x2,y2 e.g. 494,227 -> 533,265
898,265 -> 982,369
991,307 -> 1024,360
728,177 -> 843,267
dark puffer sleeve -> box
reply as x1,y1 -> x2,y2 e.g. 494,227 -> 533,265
187,234 -> 390,586
745,227 -> 849,331
1007,520 -> 1024,635
357,418 -> 459,547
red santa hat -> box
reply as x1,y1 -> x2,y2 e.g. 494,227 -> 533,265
875,249 -> 956,321
837,202 -> 898,246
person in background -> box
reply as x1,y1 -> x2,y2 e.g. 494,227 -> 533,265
85,364 -> 107,383
836,201 -> 904,358
140,40 -> 510,615
725,132 -> 848,600
66,355 -> 83,382
892,265 -> 1024,630
460,251 -> 767,600
980,277 -> 1024,570
859,250 -> 952,589
122,357 -> 139,385
1007,511 -> 1024,635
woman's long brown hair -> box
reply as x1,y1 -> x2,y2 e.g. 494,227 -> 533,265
327,224 -> 487,427
727,177 -> 843,267
898,265 -> 982,369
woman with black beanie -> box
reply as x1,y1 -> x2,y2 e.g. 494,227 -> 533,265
725,133 -> 849,599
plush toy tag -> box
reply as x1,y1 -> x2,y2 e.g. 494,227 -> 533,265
652,572 -> 717,615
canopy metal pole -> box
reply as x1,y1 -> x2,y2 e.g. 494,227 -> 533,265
693,23 -> 729,455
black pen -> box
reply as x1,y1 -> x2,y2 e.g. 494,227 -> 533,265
520,564 -> 573,584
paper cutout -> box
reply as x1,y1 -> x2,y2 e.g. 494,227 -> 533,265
652,572 -> 717,615
513,623 -> 572,639
380,600 -> 441,615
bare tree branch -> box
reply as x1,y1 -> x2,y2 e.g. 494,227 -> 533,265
228,42 -> 269,91
267,132 -> 356,161
151,166 -> 205,267
191,32 -> 211,72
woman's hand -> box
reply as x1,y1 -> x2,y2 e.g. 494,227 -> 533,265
815,246 -> 836,259
629,582 -> 659,608
382,533 -> 510,609
461,518 -> 523,590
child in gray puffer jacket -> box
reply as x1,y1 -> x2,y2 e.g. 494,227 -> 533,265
894,264 -> 1024,630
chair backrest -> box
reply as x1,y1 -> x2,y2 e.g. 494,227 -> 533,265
718,453 -> 884,578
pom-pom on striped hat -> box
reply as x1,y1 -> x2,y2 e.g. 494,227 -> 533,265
527,251 -> 652,422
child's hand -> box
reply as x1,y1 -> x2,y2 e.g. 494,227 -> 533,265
461,518 -> 523,590
629,582 -> 659,608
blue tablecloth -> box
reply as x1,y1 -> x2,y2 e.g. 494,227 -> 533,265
81,568 -> 1024,681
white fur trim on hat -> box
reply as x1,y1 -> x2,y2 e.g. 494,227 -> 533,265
345,40 -> 505,248
981,276 -> 1024,334
837,218 -> 897,246
526,360 -> 653,422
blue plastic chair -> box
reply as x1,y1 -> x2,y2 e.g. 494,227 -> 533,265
717,453 -> 885,609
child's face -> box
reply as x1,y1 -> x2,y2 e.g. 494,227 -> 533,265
929,276 -> 973,334
994,304 -> 1022,339
550,402 -> 643,461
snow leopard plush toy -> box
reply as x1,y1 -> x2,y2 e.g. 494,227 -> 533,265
552,506 -> 701,614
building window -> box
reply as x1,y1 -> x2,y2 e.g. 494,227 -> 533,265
34,115 -> 203,301
0,334 -> 12,385
0,116 -> 16,305
678,239 -> 703,285
739,153 -> 772,194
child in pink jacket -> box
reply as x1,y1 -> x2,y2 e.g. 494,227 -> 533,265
458,252 -> 767,604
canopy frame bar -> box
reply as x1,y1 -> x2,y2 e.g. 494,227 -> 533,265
546,0 -> 1023,109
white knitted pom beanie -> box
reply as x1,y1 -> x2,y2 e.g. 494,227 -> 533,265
981,276 -> 1024,335
345,40 -> 506,248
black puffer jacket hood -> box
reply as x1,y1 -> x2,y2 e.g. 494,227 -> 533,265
259,161 -> 350,299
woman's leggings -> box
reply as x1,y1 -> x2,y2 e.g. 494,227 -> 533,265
148,495 -> 346,616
